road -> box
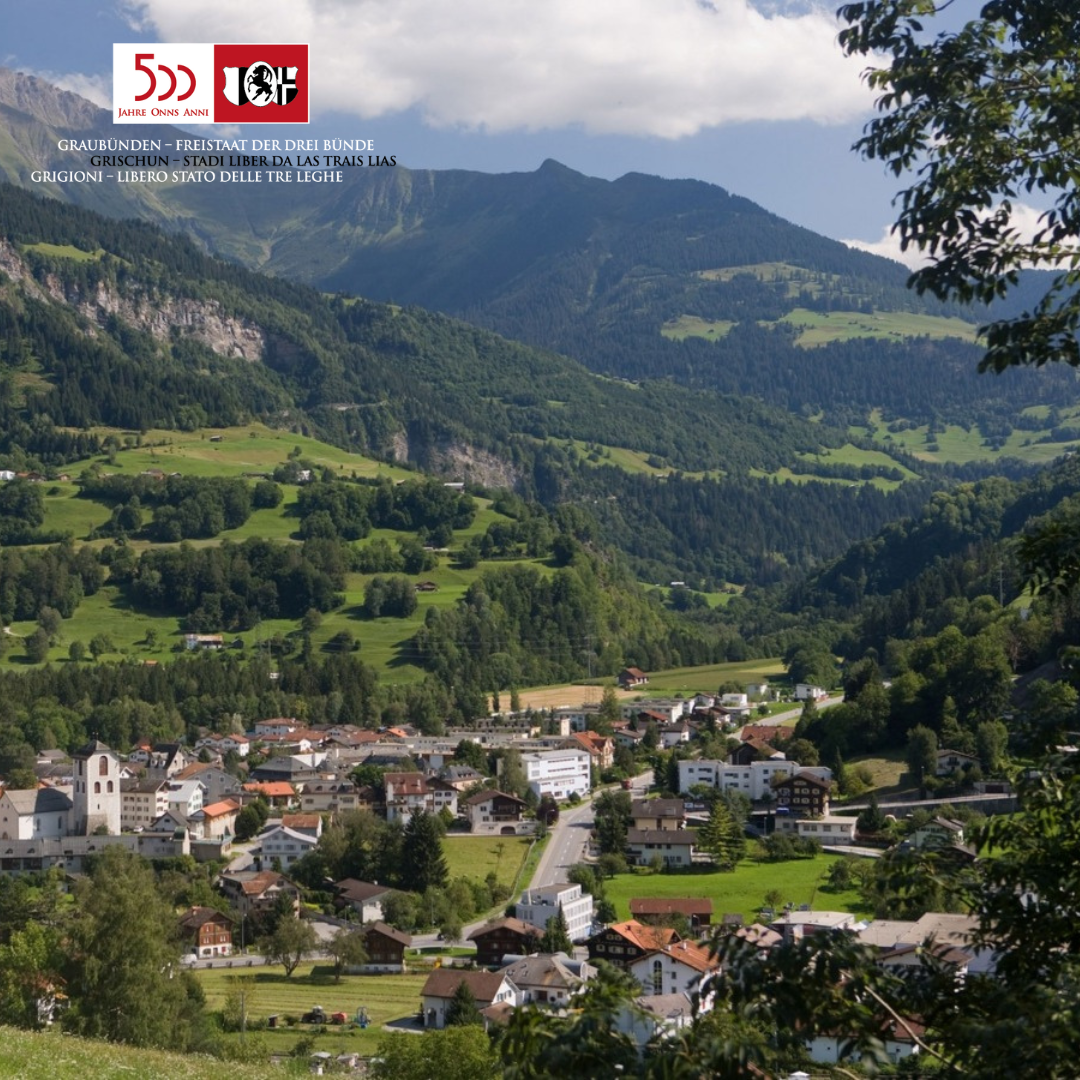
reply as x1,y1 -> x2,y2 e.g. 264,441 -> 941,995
739,695 -> 844,732
528,770 -> 653,890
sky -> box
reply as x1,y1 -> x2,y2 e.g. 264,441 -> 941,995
4,0 -> 924,264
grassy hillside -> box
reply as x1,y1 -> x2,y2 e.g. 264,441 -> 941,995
0,1027 -> 281,1079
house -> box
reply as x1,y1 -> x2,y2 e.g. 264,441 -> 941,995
772,771 -> 832,817
908,817 -> 966,850
281,813 -> 323,838
253,824 -> 319,870
334,879 -> 393,923
128,742 -> 190,777
420,969 -> 518,1028
218,870 -> 301,920
795,683 -> 828,701
119,775 -> 172,832
440,765 -> 487,792
516,883 -> 594,942
242,781 -> 296,807
588,920 -> 681,969
807,1016 -> 925,1068
618,667 -> 649,689
774,814 -> 858,846
629,897 -> 713,930
469,916 -> 544,967
299,780 -> 364,816
194,733 -> 250,759
769,911 -> 858,942
171,764 -> 242,804
519,748 -> 591,801
166,779 -> 206,819
354,921 -> 412,973
383,772 -> 459,823
629,940 -> 720,998
0,787 -> 73,841
936,748 -> 981,777
625,828 -> 698,868
616,993 -> 696,1049
464,789 -> 529,834
630,798 -> 686,832
197,798 -> 241,840
178,906 -> 234,958
184,634 -> 224,651
253,718 -> 299,738
500,954 -> 593,1007
565,731 -> 615,770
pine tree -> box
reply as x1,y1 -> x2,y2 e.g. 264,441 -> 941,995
444,979 -> 484,1027
401,811 -> 448,893
697,798 -> 745,871
540,907 -> 573,954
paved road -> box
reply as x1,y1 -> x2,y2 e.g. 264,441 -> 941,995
739,695 -> 844,732
528,770 -> 653,890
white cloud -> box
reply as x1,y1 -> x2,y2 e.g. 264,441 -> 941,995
844,202 -> 1064,271
27,69 -> 111,109
128,0 -> 872,137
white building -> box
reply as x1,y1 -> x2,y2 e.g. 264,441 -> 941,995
678,758 -> 798,801
73,740 -> 122,836
517,882 -> 594,942
255,824 -> 319,870
167,779 -> 206,819
520,748 -> 591,800
0,787 -> 73,840
120,776 -> 171,832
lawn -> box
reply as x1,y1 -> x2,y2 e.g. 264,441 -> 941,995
195,963 -> 427,1059
660,315 -> 735,342
634,658 -> 786,696
773,307 -> 978,347
442,834 -> 534,893
602,853 -> 871,925
0,1026 -> 278,1079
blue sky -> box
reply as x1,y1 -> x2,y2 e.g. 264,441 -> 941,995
5,0 -> 916,262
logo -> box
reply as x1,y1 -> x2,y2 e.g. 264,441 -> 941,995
113,43 -> 309,124
222,62 -> 299,108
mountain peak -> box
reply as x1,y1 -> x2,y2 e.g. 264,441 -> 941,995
0,67 -> 106,130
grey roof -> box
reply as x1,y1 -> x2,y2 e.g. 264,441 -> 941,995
2,787 -> 73,814
74,740 -> 114,759
500,954 -> 583,992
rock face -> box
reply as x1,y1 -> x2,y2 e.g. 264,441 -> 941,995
0,68 -> 107,129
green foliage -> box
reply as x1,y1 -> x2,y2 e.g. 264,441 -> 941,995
371,1026 -> 499,1080
400,811 -> 448,893
697,797 -> 745,871
444,979 -> 484,1028
259,914 -> 317,977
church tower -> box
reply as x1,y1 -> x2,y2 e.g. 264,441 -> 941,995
72,740 -> 121,835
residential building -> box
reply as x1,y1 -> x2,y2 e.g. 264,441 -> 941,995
299,780 -> 364,815
254,824 -> 319,870
520,748 -> 591,801
469,916 -> 543,967
517,882 -> 594,942
171,764 -> 242,804
630,798 -> 686,832
908,817 -> 966,850
774,814 -> 857,846
421,969 -> 518,1028
629,940 -> 720,997
384,772 -> 459,823
772,772 -> 832,817
936,749 -> 981,776
120,775 -> 172,832
334,879 -> 393,922
194,733 -> 250,758
197,799 -> 241,840
218,870 -> 301,920
618,667 -> 649,689
629,897 -> 713,930
794,684 -> 828,701
281,813 -> 322,838
625,828 -> 698,868
769,911 -> 858,941
166,779 -> 206,820
587,920 -> 680,968
678,758 -> 814,802
464,790 -> 528,833
354,922 -> 412,973
178,906 -> 234,958
500,954 -> 593,1007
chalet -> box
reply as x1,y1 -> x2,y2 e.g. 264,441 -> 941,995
469,916 -> 544,967
587,920 -> 681,969
629,940 -> 720,998
384,771 -> 458,823
178,906 -> 234,958
355,921 -> 412,973
625,828 -> 698,868
772,772 -> 831,817
630,798 -> 686,832
464,789 -> 528,833
421,969 -> 518,1028
334,879 -> 393,923
629,897 -> 713,930
618,667 -> 649,690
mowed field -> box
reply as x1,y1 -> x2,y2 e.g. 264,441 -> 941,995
442,835 -> 534,893
195,963 -> 427,1058
603,853 -> 871,925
